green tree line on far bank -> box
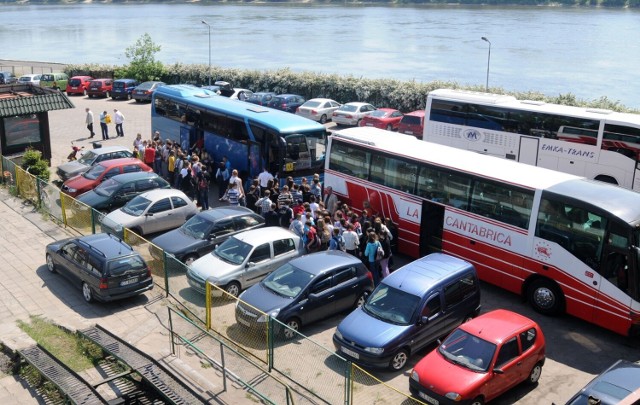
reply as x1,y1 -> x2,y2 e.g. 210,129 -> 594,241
2,0 -> 640,6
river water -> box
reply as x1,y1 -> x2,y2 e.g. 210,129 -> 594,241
1,3 -> 638,108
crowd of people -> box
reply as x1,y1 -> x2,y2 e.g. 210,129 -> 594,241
130,131 -> 399,286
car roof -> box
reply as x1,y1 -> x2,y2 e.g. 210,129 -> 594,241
77,233 -> 134,258
70,75 -> 93,79
459,309 -> 537,344
20,74 -> 40,79
381,253 -> 475,297
91,78 -> 113,81
305,98 -> 337,103
342,102 -> 372,107
277,94 -> 301,98
137,188 -> 189,201
289,251 -> 362,276
200,205 -> 258,221
405,110 -> 425,116
582,360 -> 640,396
110,171 -> 163,183
97,157 -> 145,167
232,227 -> 298,245
375,108 -> 399,113
88,145 -> 131,154
114,78 -> 137,82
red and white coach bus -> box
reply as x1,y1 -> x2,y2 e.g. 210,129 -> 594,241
325,127 -> 640,336
423,89 -> 640,192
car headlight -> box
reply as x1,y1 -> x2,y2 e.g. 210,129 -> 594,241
445,392 -> 462,401
410,370 -> 419,382
364,347 -> 384,355
258,308 -> 280,322
66,187 -> 77,193
334,330 -> 343,340
114,224 -> 123,232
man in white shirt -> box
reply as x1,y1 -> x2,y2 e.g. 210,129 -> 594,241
85,108 -> 95,138
257,167 -> 274,195
342,224 -> 360,257
113,109 -> 125,137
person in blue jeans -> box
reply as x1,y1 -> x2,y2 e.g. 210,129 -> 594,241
364,232 -> 382,286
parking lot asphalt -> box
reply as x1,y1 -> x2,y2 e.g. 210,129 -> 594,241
1,93 -> 639,404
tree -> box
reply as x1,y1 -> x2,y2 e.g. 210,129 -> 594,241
124,33 -> 164,82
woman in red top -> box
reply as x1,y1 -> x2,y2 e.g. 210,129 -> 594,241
144,141 -> 156,166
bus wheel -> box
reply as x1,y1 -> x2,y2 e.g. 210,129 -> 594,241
594,175 -> 618,185
528,279 -> 563,316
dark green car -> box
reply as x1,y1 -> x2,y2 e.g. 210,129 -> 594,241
76,171 -> 170,213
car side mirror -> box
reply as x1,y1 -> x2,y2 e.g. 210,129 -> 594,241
493,368 -> 504,375
145,213 -> 154,217
245,262 -> 255,268
309,293 -> 320,301
419,316 -> 429,325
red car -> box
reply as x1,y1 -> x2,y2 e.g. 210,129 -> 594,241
61,157 -> 152,197
397,110 -> 425,139
358,108 -> 404,131
409,309 -> 546,405
66,76 -> 93,96
86,78 -> 114,98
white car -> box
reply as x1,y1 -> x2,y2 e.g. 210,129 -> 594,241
186,227 -> 304,297
296,98 -> 342,124
100,189 -> 198,237
18,74 -> 41,86
332,102 -> 376,126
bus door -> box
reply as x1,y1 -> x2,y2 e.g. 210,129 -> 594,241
518,136 -> 539,166
248,141 -> 261,181
419,200 -> 445,257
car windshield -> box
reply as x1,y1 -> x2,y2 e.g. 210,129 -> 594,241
69,79 -> 82,86
339,105 -> 358,112
94,178 -> 121,197
271,97 -> 284,104
262,263 -> 314,298
137,82 -> 153,90
566,383 -> 632,405
369,110 -> 389,118
438,328 -> 496,373
19,76 -> 32,82
82,164 -> 107,180
77,150 -> 97,165
303,101 -> 321,108
180,215 -> 213,239
213,237 -> 252,265
122,195 -> 152,216
113,82 -> 125,88
362,284 -> 421,325
401,115 -> 422,125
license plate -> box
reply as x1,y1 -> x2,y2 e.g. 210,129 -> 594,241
405,130 -> 413,134
366,123 -> 374,126
120,277 -> 138,286
237,317 -> 250,327
72,87 -> 78,90
419,392 -> 439,405
340,346 -> 359,359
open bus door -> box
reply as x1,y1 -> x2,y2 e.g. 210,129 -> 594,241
420,200 -> 445,257
280,134 -> 313,184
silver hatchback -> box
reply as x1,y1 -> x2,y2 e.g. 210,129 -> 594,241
187,227 -> 304,297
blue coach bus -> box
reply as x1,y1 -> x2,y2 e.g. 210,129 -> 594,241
151,85 -> 327,182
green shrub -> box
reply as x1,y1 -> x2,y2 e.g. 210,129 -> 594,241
21,149 -> 50,181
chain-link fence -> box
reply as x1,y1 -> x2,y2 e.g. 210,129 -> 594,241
350,363 -> 427,405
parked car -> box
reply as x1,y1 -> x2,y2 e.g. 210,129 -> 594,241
101,189 -> 198,237
397,110 -> 425,138
66,75 -> 93,96
133,81 -> 166,102
267,94 -> 306,113
333,253 -> 481,371
18,74 -> 41,86
45,233 -> 153,303
40,72 -> 68,91
208,81 -> 253,100
565,359 -> 640,405
245,92 -> 277,106
111,78 -> 139,100
359,108 -> 404,131
0,71 -> 17,84
151,206 -> 265,266
332,102 -> 376,126
61,157 -> 152,197
410,309 -> 546,405
295,98 -> 341,124
56,145 -> 133,182
87,78 -> 114,98
236,251 -> 374,338
76,172 -> 171,213
187,227 -> 304,297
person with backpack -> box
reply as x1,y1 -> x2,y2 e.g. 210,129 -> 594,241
364,231 -> 383,286
329,228 -> 346,251
378,230 -> 392,278
196,171 -> 209,210
304,221 -> 320,253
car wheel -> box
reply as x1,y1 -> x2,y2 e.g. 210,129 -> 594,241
356,119 -> 362,127
105,91 -> 110,98
470,396 -> 485,405
46,254 -> 56,273
283,318 -> 301,340
88,94 -> 93,98
389,349 -> 409,371
355,292 -> 368,308
527,361 -> 543,384
320,114 -> 327,124
528,278 -> 563,315
386,124 -> 393,131
224,281 -> 241,298
183,254 -> 199,267
82,282 -> 94,303
135,99 -> 141,103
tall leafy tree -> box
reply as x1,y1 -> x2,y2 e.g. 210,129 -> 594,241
124,33 -> 163,82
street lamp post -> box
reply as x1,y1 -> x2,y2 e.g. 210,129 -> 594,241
202,20 -> 211,86
481,37 -> 491,92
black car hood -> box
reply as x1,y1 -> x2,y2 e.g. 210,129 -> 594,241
76,189 -> 109,209
151,227 -> 205,257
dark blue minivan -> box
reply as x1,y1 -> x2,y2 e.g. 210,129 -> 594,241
112,78 -> 139,100
333,253 -> 481,371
